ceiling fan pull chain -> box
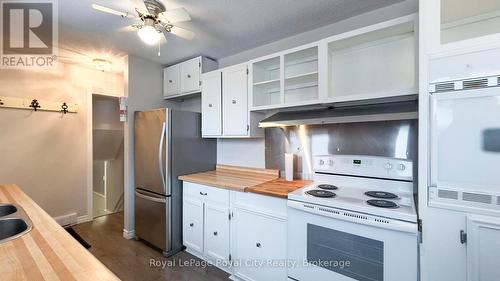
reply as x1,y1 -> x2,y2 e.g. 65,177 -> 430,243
158,40 -> 161,57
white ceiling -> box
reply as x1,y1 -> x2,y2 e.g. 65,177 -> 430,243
58,0 -> 404,66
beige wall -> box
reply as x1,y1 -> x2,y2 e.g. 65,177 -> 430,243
0,62 -> 124,220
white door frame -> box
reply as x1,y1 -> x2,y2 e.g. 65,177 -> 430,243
86,89 -> 125,223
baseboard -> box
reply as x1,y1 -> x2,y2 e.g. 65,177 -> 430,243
123,229 -> 135,239
77,214 -> 92,224
54,212 -> 77,227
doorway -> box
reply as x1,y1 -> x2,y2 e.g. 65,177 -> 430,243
92,95 -> 124,218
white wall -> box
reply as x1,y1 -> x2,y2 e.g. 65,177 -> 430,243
0,62 -> 124,222
215,0 -> 417,168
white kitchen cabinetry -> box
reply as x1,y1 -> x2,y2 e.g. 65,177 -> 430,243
324,14 -> 417,103
248,15 -> 417,111
201,71 -> 222,136
182,182 -> 230,266
230,191 -> 288,281
163,56 -> 218,99
201,64 -> 264,138
422,207 -> 500,281
249,43 -> 320,111
466,215 -> 500,281
183,197 -> 204,253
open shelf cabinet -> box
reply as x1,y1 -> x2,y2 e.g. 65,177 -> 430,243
325,15 -> 417,102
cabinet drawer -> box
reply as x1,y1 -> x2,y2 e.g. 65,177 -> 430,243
183,182 -> 229,205
230,190 -> 287,218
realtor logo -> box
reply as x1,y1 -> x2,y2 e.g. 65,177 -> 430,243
0,0 -> 58,68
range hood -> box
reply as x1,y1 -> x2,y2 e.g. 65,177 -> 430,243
258,101 -> 418,128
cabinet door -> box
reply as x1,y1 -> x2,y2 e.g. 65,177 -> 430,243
163,65 -> 179,97
183,198 -> 204,253
204,202 -> 230,262
421,208 -> 467,281
223,64 -> 248,136
232,208 -> 287,281
467,214 -> 500,281
201,71 -> 222,136
180,57 -> 201,94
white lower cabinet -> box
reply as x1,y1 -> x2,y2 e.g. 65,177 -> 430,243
182,181 -> 288,280
182,182 -> 230,268
422,208 -> 500,281
231,208 -> 287,281
182,198 -> 204,253
204,202 -> 230,262
230,191 -> 288,281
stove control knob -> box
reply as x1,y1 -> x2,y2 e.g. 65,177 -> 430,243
328,160 -> 334,166
385,162 -> 393,170
319,159 -> 325,166
398,164 -> 406,171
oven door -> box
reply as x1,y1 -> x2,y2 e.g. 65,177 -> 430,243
287,201 -> 418,281
430,87 -> 500,193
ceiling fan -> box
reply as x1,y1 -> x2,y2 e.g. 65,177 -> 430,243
92,0 -> 194,53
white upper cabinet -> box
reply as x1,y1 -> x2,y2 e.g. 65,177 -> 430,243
202,64 -> 264,138
163,56 -> 218,99
201,71 -> 222,137
284,46 -> 319,105
248,15 -> 417,111
180,57 -> 202,94
441,0 -> 500,46
250,55 -> 282,109
163,64 -> 180,97
324,15 -> 417,102
223,64 -> 249,136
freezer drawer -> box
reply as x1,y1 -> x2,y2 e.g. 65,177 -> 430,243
135,189 -> 170,251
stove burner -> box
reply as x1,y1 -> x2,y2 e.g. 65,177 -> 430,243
306,190 -> 336,198
365,191 -> 398,199
317,184 -> 338,190
367,199 -> 399,208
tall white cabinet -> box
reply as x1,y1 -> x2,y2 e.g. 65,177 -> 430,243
201,63 -> 264,138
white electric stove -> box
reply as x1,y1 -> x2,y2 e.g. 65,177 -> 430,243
287,155 -> 419,281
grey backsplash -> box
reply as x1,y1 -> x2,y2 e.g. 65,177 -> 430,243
265,120 -> 418,179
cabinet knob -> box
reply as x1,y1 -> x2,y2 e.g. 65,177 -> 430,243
187,74 -> 191,78
169,80 -> 172,83
256,242 -> 261,248
213,231 -> 218,236
189,223 -> 194,227
200,191 -> 208,196
208,103 -> 213,108
232,100 -> 237,104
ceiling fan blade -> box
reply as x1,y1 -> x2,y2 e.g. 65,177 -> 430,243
118,25 -> 138,33
168,25 -> 195,40
159,7 -> 191,23
92,4 -> 135,19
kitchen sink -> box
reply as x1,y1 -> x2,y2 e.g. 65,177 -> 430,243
0,219 -> 31,242
0,204 -> 17,217
0,204 -> 33,244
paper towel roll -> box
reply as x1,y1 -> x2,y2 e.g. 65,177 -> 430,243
285,153 -> 294,181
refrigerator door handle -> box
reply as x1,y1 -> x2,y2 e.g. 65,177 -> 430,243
159,122 -> 167,194
135,190 -> 166,203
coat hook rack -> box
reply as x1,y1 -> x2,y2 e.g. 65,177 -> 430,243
0,96 -> 78,113
61,102 -> 69,114
29,99 -> 41,111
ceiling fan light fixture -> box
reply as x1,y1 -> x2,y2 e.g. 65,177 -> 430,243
138,25 -> 161,46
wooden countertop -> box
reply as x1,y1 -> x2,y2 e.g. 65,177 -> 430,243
179,165 -> 280,192
246,178 -> 313,198
179,165 -> 311,198
0,184 -> 120,281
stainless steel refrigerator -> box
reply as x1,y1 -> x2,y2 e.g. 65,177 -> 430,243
134,108 -> 216,256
